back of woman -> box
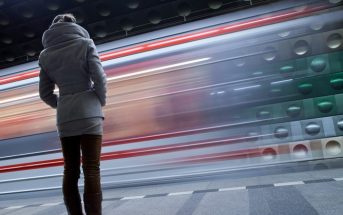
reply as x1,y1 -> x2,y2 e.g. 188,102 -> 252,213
38,13 -> 107,215
39,15 -> 106,125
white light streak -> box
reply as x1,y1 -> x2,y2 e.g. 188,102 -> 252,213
233,85 -> 261,91
0,92 -> 39,105
0,89 -> 59,106
107,57 -> 210,81
4,205 -> 25,210
270,79 -> 293,85
1,58 -> 209,105
41,202 -> 62,207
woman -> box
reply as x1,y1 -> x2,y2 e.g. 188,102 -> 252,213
39,13 -> 107,215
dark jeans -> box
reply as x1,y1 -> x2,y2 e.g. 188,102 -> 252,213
60,134 -> 102,215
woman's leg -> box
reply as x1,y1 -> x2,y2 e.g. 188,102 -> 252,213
60,135 -> 83,215
80,134 -> 102,215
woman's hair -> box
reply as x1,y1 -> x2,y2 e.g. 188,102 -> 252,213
52,13 -> 76,25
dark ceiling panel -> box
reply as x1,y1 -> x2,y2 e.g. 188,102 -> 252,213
0,0 -> 276,70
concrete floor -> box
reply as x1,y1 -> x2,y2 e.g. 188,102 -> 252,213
1,160 -> 343,215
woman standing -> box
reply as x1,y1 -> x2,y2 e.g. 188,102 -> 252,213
39,14 -> 107,215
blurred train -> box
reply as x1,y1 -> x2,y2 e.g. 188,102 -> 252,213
0,0 -> 343,193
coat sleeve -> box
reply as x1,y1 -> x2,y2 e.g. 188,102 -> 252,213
87,39 -> 107,106
38,62 -> 58,109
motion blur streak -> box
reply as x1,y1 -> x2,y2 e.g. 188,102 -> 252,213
0,92 -> 39,105
146,30 -> 221,48
106,57 -> 211,81
1,0 -> 343,193
0,70 -> 39,85
0,0 -> 330,85
0,131 -> 273,173
100,46 -> 145,59
0,58 -> 208,106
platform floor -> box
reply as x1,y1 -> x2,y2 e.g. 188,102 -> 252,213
1,160 -> 343,215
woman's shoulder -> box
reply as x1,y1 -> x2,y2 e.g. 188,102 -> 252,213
68,37 -> 93,49
38,49 -> 47,64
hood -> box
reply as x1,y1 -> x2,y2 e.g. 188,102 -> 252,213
42,22 -> 90,48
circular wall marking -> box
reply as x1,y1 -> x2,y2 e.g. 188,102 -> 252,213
97,3 -> 111,16
18,5 -> 34,18
294,40 -> 310,56
317,101 -> 333,113
325,140 -> 342,155
263,47 -> 277,62
310,57 -> 326,73
94,26 -> 107,38
148,10 -> 161,24
293,144 -> 309,158
274,127 -> 289,138
298,83 -> 313,95
330,78 -> 343,90
1,36 -> 12,44
127,0 -> 140,9
45,0 -> 60,11
280,65 -> 294,74
278,31 -> 290,38
327,33 -> 342,49
262,148 -> 277,161
4,52 -> 14,62
337,119 -> 343,130
208,0 -> 223,9
257,110 -> 271,119
235,59 -> 245,67
310,20 -> 324,31
120,18 -> 134,31
177,2 -> 191,17
22,27 -> 35,38
286,105 -> 301,117
305,122 -> 321,135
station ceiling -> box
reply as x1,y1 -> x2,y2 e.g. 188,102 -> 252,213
0,0 -> 273,69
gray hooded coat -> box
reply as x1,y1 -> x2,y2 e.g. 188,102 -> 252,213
38,22 -> 107,126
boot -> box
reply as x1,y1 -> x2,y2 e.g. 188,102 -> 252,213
64,194 -> 84,215
83,193 -> 102,215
